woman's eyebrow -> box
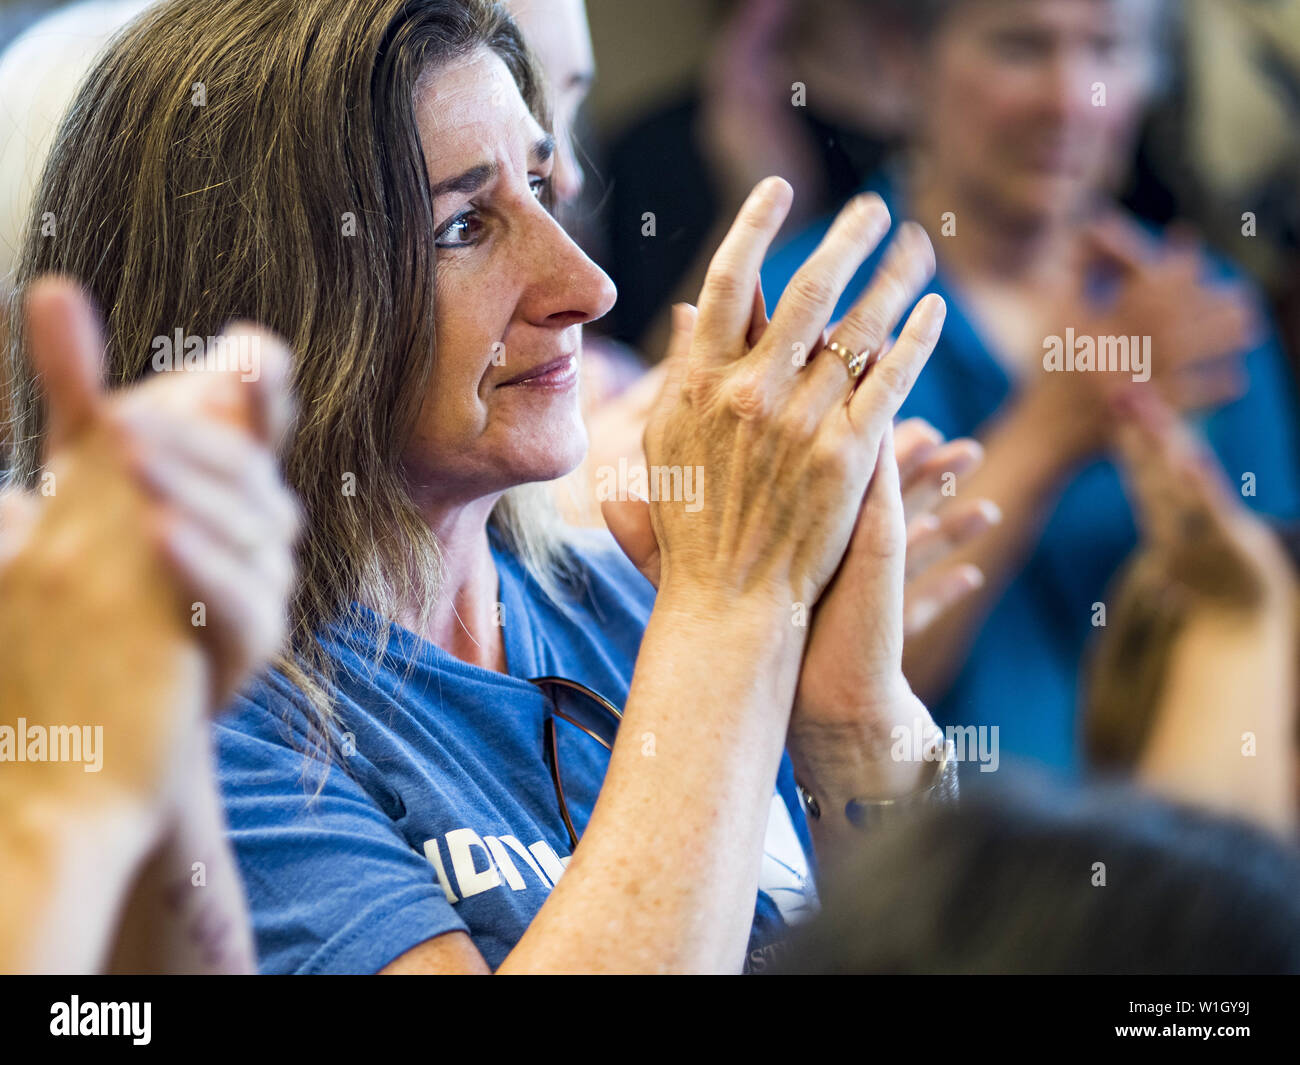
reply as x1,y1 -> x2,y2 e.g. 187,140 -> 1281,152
431,163 -> 497,198
430,137 -> 554,198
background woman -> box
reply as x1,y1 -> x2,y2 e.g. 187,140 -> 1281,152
762,0 -> 1300,773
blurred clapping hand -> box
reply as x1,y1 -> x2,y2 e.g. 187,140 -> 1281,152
895,418 -> 1000,638
0,277 -> 298,972
1033,213 -> 1263,465
1087,388 -> 1297,833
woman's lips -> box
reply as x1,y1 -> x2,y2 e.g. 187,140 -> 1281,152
497,353 -> 579,389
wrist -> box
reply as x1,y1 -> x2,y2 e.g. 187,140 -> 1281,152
789,681 -> 944,805
106,735 -> 258,975
1012,382 -> 1103,474
1,787 -> 165,972
653,577 -> 808,641
643,583 -> 809,729
2,783 -> 164,861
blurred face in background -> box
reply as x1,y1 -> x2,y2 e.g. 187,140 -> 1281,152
506,0 -> 594,206
790,0 -> 914,140
914,0 -> 1161,226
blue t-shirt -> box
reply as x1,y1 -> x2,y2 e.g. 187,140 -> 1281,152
215,527 -> 816,974
762,176 -> 1300,775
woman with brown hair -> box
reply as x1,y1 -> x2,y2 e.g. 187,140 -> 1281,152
7,0 -> 953,973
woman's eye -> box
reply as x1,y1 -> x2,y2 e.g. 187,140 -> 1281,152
530,175 -> 549,200
1091,34 -> 1122,62
435,210 -> 484,248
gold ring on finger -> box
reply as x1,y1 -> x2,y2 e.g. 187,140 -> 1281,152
826,340 -> 869,381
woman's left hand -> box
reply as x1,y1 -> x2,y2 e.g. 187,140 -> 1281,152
602,410 -> 996,732
602,282 -> 995,832
604,415 -> 948,844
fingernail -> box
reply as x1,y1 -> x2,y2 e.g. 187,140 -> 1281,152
921,295 -> 947,340
754,176 -> 790,205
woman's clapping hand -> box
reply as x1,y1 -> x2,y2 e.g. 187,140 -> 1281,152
639,177 -> 946,612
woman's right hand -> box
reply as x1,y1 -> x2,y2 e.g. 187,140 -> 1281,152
643,177 -> 946,611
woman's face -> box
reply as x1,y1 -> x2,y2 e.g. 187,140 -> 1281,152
403,48 -> 615,506
918,0 -> 1157,224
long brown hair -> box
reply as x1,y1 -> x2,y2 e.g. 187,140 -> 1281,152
5,0 -> 576,742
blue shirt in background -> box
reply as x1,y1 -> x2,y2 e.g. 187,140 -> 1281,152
761,178 -> 1300,774
215,527 -> 816,974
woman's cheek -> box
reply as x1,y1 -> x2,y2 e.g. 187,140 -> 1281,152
434,288 -> 503,388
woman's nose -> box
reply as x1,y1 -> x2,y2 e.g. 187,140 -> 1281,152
1041,50 -> 1096,123
525,213 -> 617,328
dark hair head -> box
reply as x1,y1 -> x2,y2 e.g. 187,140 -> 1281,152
783,775 -> 1300,974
